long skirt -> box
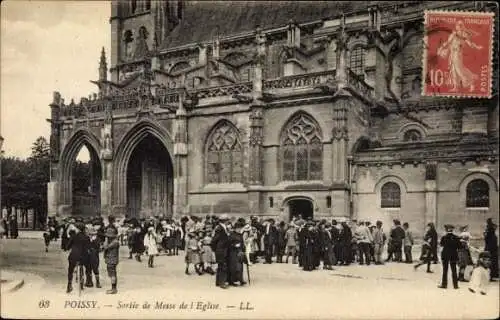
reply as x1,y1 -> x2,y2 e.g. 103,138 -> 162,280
185,250 -> 200,264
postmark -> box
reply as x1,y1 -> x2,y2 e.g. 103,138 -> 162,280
422,10 -> 494,98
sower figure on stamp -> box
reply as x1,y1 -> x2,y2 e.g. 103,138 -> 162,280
66,222 -> 90,293
438,224 -> 461,289
210,214 -> 231,289
85,227 -> 102,288
103,228 -> 120,294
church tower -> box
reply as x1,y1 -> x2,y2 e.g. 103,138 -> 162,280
109,0 -> 183,82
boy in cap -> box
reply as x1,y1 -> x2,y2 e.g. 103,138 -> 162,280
103,228 -> 119,294
85,226 -> 102,288
438,224 -> 461,289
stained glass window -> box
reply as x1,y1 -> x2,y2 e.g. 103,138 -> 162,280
466,179 -> 489,208
381,182 -> 401,208
206,121 -> 243,184
350,46 -> 365,77
280,114 -> 323,181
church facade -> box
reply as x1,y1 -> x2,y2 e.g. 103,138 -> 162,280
47,1 -> 499,237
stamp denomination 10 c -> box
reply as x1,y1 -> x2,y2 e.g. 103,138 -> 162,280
423,10 -> 494,98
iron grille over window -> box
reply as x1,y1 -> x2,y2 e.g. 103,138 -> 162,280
206,121 -> 243,184
381,182 -> 401,208
466,179 -> 489,208
281,114 -> 323,181
349,46 -> 365,77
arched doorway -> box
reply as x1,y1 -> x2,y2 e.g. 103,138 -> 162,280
287,198 -> 314,221
125,133 -> 173,218
71,145 -> 102,216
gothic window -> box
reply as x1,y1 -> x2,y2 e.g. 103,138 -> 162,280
124,30 -> 134,59
349,46 -> 365,77
381,182 -> 401,208
466,179 -> 489,208
145,0 -> 151,11
280,113 -> 323,181
138,26 -> 148,40
206,121 -> 243,184
403,129 -> 422,142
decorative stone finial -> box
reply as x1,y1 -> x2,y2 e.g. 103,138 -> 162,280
99,47 -> 108,82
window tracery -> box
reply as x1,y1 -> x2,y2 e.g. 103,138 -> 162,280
349,46 -> 365,77
206,121 -> 243,184
403,129 -> 422,142
280,113 -> 323,181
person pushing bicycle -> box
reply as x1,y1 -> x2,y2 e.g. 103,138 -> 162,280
66,222 -> 91,293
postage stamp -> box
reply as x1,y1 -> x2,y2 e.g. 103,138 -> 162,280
423,10 -> 494,98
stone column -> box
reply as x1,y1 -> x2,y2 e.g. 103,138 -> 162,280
173,93 -> 189,218
48,92 -> 62,217
100,100 -> 114,218
424,162 -> 438,229
331,96 -> 350,218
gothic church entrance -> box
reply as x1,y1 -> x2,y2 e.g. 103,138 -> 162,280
288,198 -> 314,221
126,134 -> 173,218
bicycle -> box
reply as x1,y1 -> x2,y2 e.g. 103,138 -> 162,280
74,262 -> 85,297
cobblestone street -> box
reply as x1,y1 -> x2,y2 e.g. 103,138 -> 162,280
1,238 -> 498,319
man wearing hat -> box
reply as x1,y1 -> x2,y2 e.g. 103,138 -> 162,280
85,226 -> 102,288
210,214 -> 231,289
263,219 -> 277,264
66,222 -> 91,293
438,224 -> 461,289
103,227 -> 120,294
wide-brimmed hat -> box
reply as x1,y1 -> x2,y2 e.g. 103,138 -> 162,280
479,251 -> 491,259
87,226 -> 97,235
444,224 -> 455,232
219,214 -> 229,221
105,228 -> 117,238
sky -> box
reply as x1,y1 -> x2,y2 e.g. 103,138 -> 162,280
1,0 -> 111,160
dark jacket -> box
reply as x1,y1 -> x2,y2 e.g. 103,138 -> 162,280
104,238 -> 120,265
211,224 -> 230,263
390,226 -> 405,243
263,224 -> 277,245
67,232 -> 91,264
440,232 -> 461,261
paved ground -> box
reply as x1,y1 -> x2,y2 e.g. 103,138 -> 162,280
1,238 -> 498,319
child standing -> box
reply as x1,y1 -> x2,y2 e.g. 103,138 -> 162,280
185,232 -> 201,275
200,231 -> 215,274
469,251 -> 491,295
103,228 -> 119,294
143,227 -> 159,268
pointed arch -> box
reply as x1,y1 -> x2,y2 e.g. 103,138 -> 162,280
113,119 -> 174,205
59,128 -> 102,205
279,111 -> 323,181
204,119 -> 243,184
169,61 -> 190,74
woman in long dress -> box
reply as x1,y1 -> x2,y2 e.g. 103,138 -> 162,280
458,225 -> 473,281
437,20 -> 483,92
228,222 -> 247,286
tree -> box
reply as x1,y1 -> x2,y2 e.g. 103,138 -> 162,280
27,136 -> 50,226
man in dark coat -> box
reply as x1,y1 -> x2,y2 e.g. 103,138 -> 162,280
211,214 -> 231,289
484,218 -> 499,280
263,219 -> 277,264
389,220 -> 405,262
66,222 -> 91,293
438,224 -> 461,289
275,221 -> 287,263
340,222 -> 352,265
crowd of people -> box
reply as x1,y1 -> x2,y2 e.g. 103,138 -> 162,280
41,213 -> 498,294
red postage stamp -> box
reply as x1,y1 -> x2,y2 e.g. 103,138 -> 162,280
423,11 -> 494,98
